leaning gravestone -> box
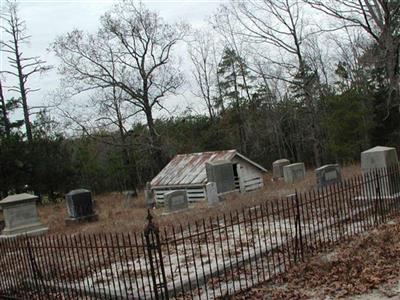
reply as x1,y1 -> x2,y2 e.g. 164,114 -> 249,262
144,182 -> 155,208
0,193 -> 48,238
65,189 -> 98,225
361,146 -> 399,197
206,182 -> 219,205
316,164 -> 342,189
273,159 -> 290,179
283,163 -> 306,184
205,160 -> 235,194
123,190 -> 137,208
164,190 -> 188,214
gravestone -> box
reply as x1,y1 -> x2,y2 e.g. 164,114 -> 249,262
123,190 -> 137,208
205,160 -> 235,194
316,164 -> 342,189
65,189 -> 98,225
0,193 -> 48,238
283,163 -> 306,184
361,146 -> 399,197
164,190 -> 188,214
273,159 -> 290,179
206,182 -> 219,205
145,182 -> 155,208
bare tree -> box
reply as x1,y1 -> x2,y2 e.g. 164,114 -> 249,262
52,1 -> 187,169
227,0 -> 324,166
305,0 -> 400,113
0,1 -> 50,142
188,29 -> 220,120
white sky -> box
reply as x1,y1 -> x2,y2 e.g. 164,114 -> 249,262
0,0 -> 225,122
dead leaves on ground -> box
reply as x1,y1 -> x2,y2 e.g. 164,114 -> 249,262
232,217 -> 400,299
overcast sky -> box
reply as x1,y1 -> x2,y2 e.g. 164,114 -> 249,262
0,0 -> 225,122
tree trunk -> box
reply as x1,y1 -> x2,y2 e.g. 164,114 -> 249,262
113,88 -> 136,191
144,102 -> 164,171
232,63 -> 247,154
12,29 -> 32,142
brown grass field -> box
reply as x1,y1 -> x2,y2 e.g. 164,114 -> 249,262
0,164 -> 361,235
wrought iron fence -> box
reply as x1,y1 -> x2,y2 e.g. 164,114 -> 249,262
1,166 -> 400,299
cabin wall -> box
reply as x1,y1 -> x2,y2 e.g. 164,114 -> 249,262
232,158 -> 264,192
154,186 -> 206,203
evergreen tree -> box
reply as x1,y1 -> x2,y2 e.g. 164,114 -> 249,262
217,48 -> 253,154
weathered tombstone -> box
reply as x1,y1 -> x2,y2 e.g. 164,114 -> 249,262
361,146 -> 399,197
206,182 -> 219,205
164,190 -> 188,214
283,163 -> 306,184
123,190 -> 137,208
65,189 -> 98,225
315,164 -> 342,189
145,182 -> 155,208
205,160 -> 235,194
273,159 -> 290,179
0,193 -> 48,238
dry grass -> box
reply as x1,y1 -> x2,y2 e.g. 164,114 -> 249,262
3,164 -> 361,235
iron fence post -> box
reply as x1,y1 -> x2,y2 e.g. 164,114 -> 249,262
294,192 -> 304,262
26,238 -> 48,299
144,209 -> 169,300
375,171 -> 383,224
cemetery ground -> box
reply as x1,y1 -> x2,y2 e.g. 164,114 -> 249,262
231,216 -> 400,300
1,161 -> 398,300
0,164 -> 361,235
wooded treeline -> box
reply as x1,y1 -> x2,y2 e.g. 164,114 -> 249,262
1,0 -> 399,199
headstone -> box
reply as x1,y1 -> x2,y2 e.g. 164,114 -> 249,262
145,182 -> 155,208
205,160 -> 235,194
164,190 -> 188,214
361,146 -> 398,172
315,164 -> 342,189
283,163 -> 306,184
0,193 -> 48,238
123,190 -> 137,208
206,182 -> 219,205
65,189 -> 98,225
361,146 -> 399,197
273,159 -> 290,179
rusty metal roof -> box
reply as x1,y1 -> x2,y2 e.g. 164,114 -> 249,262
151,149 -> 267,187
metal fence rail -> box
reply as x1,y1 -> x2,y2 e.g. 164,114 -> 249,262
1,166 -> 400,299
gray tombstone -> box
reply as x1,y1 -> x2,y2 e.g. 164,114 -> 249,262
65,189 -> 98,224
206,182 -> 219,205
283,163 -> 306,184
273,159 -> 290,179
316,164 -> 342,189
361,146 -> 399,197
164,190 -> 188,214
361,146 -> 398,172
123,190 -> 137,208
145,182 -> 155,208
0,193 -> 48,238
205,160 -> 235,194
